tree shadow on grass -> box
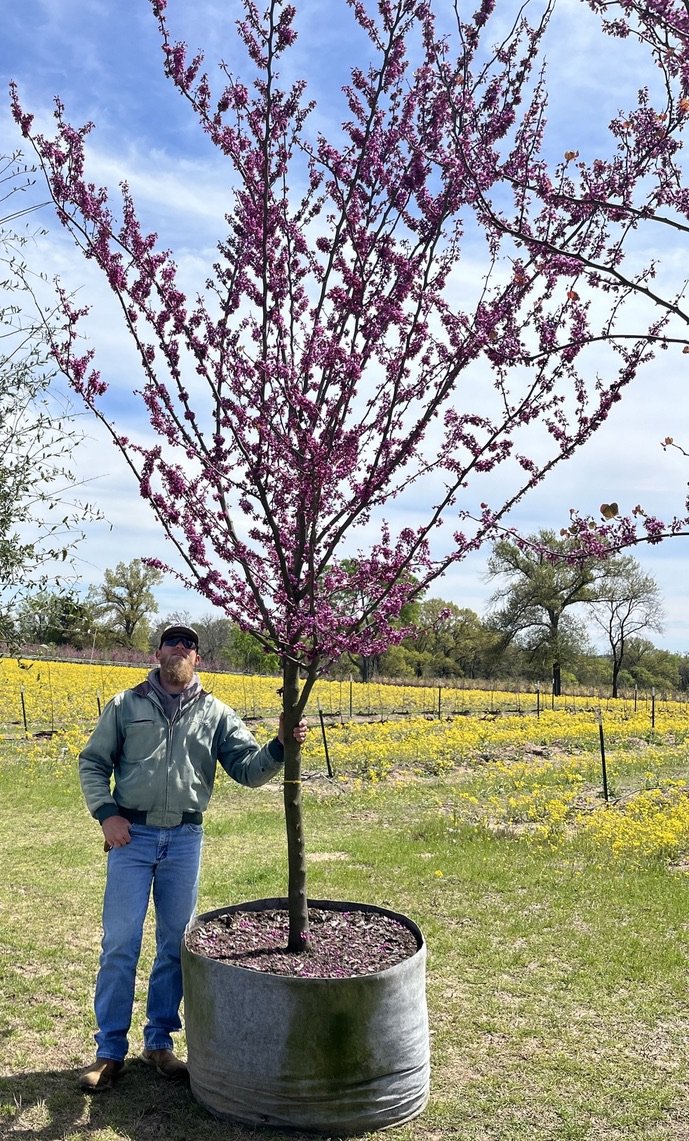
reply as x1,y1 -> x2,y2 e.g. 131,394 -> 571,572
0,1059 -> 321,1141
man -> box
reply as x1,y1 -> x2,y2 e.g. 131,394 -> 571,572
77,623 -> 307,1093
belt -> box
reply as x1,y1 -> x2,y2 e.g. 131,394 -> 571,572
117,806 -> 203,826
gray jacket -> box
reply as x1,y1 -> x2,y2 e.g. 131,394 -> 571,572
79,675 -> 284,828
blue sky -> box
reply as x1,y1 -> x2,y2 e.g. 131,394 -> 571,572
2,0 -> 689,652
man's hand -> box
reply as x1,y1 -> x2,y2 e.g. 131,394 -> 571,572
102,815 -> 132,852
277,715 -> 308,746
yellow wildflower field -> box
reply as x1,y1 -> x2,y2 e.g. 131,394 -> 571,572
4,657 -> 689,865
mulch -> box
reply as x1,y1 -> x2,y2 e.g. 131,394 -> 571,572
185,905 -> 420,978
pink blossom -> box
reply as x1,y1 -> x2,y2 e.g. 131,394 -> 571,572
10,0 -> 689,682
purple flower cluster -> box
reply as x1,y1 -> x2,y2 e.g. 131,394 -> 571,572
10,0 -> 689,683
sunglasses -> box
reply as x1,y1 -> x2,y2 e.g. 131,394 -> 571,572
161,636 -> 197,650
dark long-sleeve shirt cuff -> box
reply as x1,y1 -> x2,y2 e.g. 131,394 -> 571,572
268,737 -> 284,763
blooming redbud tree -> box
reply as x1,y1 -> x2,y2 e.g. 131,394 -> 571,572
11,0 -> 689,946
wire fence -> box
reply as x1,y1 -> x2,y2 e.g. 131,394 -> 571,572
1,655 -> 687,739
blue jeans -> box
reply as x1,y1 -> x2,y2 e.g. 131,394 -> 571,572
93,822 -> 203,1061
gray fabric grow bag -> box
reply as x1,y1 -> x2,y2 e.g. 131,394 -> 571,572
182,897 -> 430,1135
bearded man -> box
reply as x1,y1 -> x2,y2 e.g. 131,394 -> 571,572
77,624 -> 307,1092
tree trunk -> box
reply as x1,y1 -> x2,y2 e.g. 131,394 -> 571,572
282,656 -> 311,951
352,653 -> 378,683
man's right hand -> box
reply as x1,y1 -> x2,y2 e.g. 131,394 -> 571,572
102,816 -> 132,851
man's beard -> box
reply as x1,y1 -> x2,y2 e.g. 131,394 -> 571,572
160,656 -> 196,689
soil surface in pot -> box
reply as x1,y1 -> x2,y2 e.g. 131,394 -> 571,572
186,906 -> 419,978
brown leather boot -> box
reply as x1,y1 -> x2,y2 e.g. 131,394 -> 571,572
141,1048 -> 188,1081
78,1058 -> 124,1092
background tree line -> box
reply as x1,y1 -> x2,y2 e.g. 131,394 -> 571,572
5,544 -> 687,696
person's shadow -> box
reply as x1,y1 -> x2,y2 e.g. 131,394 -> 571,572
0,1059 -> 201,1140
0,1059 -> 323,1140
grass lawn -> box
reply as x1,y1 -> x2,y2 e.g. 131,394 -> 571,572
2,738 -> 689,1140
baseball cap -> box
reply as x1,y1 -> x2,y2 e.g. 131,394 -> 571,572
159,624 -> 199,649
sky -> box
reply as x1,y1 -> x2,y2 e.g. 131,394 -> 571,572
2,0 -> 689,652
